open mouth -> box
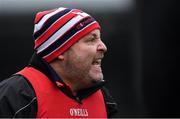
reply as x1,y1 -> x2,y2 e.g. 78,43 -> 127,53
92,59 -> 101,66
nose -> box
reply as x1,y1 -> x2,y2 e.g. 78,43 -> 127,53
97,40 -> 107,53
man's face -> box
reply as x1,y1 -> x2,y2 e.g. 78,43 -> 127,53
62,29 -> 107,87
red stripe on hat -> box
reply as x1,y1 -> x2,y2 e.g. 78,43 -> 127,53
34,8 -> 57,24
34,10 -> 78,49
44,22 -> 100,62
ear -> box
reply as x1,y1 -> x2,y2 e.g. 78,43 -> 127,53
57,55 -> 64,60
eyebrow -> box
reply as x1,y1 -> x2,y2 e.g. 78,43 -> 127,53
89,33 -> 99,39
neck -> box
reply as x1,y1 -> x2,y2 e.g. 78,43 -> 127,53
49,59 -> 99,95
50,60 -> 81,95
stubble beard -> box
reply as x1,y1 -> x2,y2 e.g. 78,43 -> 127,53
64,60 -> 103,88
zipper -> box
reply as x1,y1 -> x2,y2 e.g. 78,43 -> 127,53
75,96 -> 82,104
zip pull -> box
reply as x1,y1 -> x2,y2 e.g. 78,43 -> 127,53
75,96 -> 82,104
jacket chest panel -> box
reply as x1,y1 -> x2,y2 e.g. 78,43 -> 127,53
18,67 -> 107,118
38,89 -> 107,118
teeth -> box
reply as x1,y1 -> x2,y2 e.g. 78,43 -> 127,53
93,59 -> 101,65
94,62 -> 99,65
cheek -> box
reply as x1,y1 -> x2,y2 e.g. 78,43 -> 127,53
69,46 -> 96,65
75,49 -> 94,61
71,53 -> 93,70
75,54 -> 92,65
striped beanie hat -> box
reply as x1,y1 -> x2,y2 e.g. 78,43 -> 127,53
33,7 -> 100,62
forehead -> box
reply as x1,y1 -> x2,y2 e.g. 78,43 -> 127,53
83,29 -> 100,39
89,29 -> 100,36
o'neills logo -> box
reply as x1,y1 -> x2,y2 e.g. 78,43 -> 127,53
70,108 -> 88,117
76,17 -> 93,29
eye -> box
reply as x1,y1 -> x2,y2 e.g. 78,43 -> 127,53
89,37 -> 96,42
85,36 -> 96,42
84,33 -> 100,43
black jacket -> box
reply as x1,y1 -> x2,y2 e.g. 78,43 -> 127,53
0,53 -> 118,118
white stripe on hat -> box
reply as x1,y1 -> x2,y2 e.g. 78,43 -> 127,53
43,21 -> 97,59
34,9 -> 73,42
34,7 -> 66,33
37,12 -> 90,53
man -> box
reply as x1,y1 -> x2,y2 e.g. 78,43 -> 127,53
0,7 -> 118,118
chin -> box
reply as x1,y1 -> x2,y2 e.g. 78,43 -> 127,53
90,74 -> 104,82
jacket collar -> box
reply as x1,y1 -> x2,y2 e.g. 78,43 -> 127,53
28,53 -> 105,100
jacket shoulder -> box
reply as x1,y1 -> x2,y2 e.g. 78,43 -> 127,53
0,74 -> 37,118
101,86 -> 118,118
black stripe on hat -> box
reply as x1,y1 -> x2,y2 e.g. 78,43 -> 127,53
34,16 -> 75,49
33,8 -> 72,40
